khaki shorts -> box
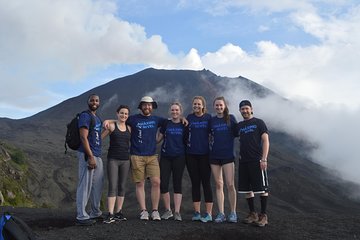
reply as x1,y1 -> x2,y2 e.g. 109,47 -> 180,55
130,155 -> 160,182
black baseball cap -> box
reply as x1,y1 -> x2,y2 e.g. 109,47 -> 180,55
239,100 -> 252,108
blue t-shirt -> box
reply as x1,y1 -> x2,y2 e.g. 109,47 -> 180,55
78,111 -> 102,157
237,117 -> 268,162
209,114 -> 238,160
160,120 -> 185,157
127,114 -> 166,156
185,113 -> 211,155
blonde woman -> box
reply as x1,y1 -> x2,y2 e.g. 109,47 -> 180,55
157,102 -> 186,221
185,96 -> 213,223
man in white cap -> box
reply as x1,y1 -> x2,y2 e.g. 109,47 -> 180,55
126,96 -> 165,221
104,96 -> 167,221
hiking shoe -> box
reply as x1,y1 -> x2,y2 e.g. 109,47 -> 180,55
75,218 -> 96,226
161,209 -> 173,220
151,210 -> 161,221
114,211 -> 127,221
200,213 -> 212,223
228,212 -> 238,223
174,212 -> 182,221
214,213 -> 226,223
140,210 -> 149,220
255,213 -> 268,227
192,211 -> 201,221
242,212 -> 258,224
103,213 -> 115,224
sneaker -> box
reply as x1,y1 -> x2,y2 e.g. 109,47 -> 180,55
228,212 -> 238,223
192,211 -> 201,221
103,213 -> 115,224
242,212 -> 258,224
255,213 -> 268,227
161,209 -> 173,220
114,211 -> 127,221
75,218 -> 96,226
174,212 -> 182,221
151,210 -> 161,221
90,214 -> 105,222
214,213 -> 226,223
140,210 -> 149,220
200,213 -> 212,223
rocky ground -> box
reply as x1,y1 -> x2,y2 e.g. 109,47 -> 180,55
1,206 -> 359,240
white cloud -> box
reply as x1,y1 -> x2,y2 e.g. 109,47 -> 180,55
200,3 -> 360,109
221,80 -> 360,185
1,0 -> 360,186
258,25 -> 270,32
0,0 -> 176,114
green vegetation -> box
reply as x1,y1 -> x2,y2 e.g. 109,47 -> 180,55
0,141 -> 35,207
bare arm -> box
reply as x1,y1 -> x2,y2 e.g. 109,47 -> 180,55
157,132 -> 164,143
103,119 -> 116,129
79,127 -> 96,169
101,122 -> 115,139
260,132 -> 269,170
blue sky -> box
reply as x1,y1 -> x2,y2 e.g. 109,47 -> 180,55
1,0 -> 360,187
1,0 -> 359,119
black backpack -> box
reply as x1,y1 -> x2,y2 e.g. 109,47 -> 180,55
64,110 -> 95,154
0,212 -> 37,240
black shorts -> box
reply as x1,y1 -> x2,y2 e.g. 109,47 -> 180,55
238,161 -> 269,193
209,158 -> 234,165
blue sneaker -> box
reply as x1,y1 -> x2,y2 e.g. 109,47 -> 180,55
214,213 -> 226,223
192,211 -> 201,221
228,212 -> 238,223
200,213 -> 212,223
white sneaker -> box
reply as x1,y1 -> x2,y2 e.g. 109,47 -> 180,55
161,210 -> 173,220
174,212 -> 182,221
140,210 -> 149,220
151,210 -> 161,221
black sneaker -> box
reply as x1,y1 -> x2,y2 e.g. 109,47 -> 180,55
114,211 -> 127,221
103,213 -> 115,224
75,218 -> 96,226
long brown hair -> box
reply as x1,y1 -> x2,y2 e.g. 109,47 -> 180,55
213,96 -> 230,125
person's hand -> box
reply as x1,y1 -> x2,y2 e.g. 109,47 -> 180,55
181,117 -> 188,126
260,160 -> 267,170
87,156 -> 97,170
103,120 -> 112,129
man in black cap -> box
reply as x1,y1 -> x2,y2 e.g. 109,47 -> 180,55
237,100 -> 270,227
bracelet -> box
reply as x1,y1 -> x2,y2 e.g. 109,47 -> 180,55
260,159 -> 267,162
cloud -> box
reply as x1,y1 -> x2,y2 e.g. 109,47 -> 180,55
0,0 -> 176,114
1,0 -> 359,187
221,79 -> 360,186
199,4 -> 360,109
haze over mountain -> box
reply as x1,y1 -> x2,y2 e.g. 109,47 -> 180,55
0,68 -> 359,214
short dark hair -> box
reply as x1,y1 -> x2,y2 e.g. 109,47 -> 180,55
87,93 -> 99,102
116,105 -> 130,114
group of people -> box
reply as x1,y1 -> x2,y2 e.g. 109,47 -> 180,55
74,94 -> 270,228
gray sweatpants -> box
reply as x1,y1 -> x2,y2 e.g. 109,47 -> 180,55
76,152 -> 104,220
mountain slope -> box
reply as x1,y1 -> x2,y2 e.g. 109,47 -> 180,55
0,68 -> 359,214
